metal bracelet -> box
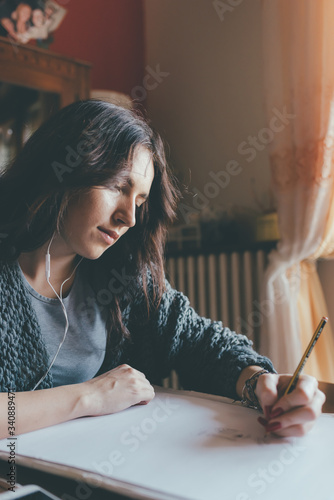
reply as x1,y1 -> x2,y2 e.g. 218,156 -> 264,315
240,369 -> 270,411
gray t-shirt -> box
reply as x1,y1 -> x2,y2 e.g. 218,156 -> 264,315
17,261 -> 108,387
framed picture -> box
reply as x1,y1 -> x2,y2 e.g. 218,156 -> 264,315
0,0 -> 67,44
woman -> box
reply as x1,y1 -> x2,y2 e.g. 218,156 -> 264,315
0,100 -> 325,439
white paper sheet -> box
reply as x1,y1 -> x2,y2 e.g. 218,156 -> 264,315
0,387 -> 333,500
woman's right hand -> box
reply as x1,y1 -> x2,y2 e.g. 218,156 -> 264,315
0,365 -> 154,439
78,364 -> 155,417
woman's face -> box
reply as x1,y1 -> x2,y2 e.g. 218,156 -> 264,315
17,4 -> 32,22
60,146 -> 154,260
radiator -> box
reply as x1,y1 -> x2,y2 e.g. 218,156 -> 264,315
163,249 -> 269,389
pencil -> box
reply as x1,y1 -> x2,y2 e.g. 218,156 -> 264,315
284,316 -> 328,396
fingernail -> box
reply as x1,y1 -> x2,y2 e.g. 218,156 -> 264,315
269,407 -> 284,419
265,421 -> 282,432
257,416 -> 268,427
264,405 -> 272,419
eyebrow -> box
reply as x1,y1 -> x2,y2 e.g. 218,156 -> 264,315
126,178 -> 149,199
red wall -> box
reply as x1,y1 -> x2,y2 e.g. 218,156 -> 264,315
50,0 -> 145,96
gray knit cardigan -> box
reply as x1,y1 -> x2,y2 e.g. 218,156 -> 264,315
0,260 -> 275,398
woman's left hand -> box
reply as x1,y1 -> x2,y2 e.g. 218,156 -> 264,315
255,373 -> 326,437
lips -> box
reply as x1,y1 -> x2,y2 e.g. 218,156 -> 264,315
98,227 -> 119,239
98,227 -> 120,245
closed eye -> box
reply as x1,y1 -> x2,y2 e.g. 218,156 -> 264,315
106,184 -> 122,194
109,182 -> 149,208
136,199 -> 147,209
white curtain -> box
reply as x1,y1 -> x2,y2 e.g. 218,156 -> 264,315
260,0 -> 334,381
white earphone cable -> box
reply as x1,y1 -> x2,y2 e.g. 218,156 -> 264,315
32,234 -> 83,391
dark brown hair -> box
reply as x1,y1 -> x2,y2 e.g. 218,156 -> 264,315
0,99 -> 180,356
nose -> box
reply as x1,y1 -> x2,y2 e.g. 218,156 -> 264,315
114,195 -> 136,228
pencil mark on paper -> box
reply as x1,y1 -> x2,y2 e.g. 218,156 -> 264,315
196,425 -> 278,445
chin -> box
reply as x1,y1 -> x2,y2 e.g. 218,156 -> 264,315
74,244 -> 108,261
88,249 -> 109,260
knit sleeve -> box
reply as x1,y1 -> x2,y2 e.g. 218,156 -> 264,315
0,261 -> 53,392
127,279 -> 276,400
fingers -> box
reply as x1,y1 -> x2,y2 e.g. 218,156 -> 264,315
255,373 -> 280,419
117,365 -> 155,403
86,364 -> 155,415
266,389 -> 325,437
118,364 -> 148,379
256,373 -> 326,437
272,374 -> 320,413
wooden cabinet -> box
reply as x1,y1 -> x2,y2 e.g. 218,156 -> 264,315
0,35 -> 91,106
0,36 -> 91,166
